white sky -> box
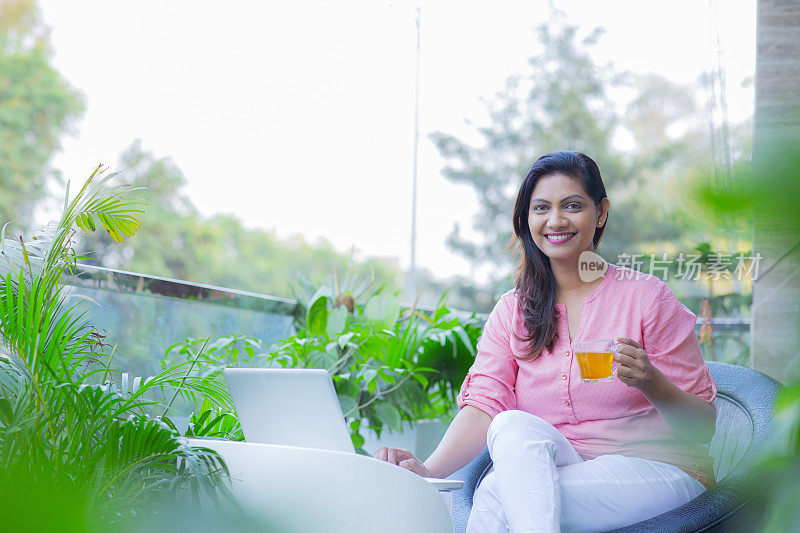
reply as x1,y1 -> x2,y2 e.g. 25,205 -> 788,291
37,0 -> 756,281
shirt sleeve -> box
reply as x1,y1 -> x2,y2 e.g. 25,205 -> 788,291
456,294 -> 519,418
642,282 -> 717,406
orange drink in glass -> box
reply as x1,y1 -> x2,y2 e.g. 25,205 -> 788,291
573,339 -> 621,383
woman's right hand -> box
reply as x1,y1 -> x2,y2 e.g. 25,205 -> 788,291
373,447 -> 432,477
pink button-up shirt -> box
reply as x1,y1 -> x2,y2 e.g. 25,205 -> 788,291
457,263 -> 717,485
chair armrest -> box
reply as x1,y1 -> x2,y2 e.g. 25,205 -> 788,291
188,438 -> 453,533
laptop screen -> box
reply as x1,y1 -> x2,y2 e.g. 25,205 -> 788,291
224,367 -> 355,454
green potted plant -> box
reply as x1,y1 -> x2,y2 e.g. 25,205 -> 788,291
166,269 -> 482,455
0,166 -> 240,527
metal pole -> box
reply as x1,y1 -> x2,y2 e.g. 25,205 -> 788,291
405,2 -> 421,302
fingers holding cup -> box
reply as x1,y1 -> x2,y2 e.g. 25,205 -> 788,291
613,336 -> 654,388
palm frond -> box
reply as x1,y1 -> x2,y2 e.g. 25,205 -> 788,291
0,165 -> 240,523
69,167 -> 145,244
91,416 -> 230,510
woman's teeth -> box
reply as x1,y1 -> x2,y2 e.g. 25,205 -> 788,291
546,233 -> 576,243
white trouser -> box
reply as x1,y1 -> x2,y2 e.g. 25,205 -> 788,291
467,410 -> 706,533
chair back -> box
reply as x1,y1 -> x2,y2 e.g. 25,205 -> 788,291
706,361 -> 779,481
707,389 -> 754,480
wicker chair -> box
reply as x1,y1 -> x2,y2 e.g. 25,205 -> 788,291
447,361 -> 780,532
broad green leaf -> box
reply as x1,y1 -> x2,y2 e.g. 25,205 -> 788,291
453,326 -> 477,356
326,306 -> 348,338
377,368 -> 397,385
364,293 -> 400,330
335,377 -> 360,398
338,394 -> 357,415
337,332 -> 356,349
307,349 -> 335,369
360,368 -> 378,383
351,432 -> 365,449
306,295 -> 329,337
374,403 -> 402,431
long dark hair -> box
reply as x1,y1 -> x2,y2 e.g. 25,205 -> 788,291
510,151 -> 608,360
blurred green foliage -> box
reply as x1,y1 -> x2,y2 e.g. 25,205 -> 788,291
0,465 -> 285,533
697,139 -> 800,530
0,0 -> 84,229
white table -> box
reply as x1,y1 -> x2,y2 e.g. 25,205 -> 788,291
189,438 -> 455,532
425,478 -> 463,515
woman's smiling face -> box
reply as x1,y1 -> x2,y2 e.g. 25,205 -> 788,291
528,172 -> 610,262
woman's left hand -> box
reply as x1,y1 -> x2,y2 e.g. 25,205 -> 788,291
613,337 -> 657,390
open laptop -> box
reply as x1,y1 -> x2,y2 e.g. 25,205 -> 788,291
223,367 -> 462,492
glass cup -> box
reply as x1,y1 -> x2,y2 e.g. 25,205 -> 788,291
572,339 -> 621,383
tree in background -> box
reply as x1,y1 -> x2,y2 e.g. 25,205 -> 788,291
431,18 -> 625,287
424,13 -> 752,312
0,0 -> 84,228
78,140 -> 403,298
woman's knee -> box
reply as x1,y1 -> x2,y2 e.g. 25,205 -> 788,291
487,410 -> 557,451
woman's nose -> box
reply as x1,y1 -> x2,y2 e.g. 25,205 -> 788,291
547,208 -> 568,229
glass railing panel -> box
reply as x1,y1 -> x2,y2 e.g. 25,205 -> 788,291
67,265 -> 297,378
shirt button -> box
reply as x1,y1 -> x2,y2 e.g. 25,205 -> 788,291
561,374 -> 567,380
565,400 -> 571,407
564,351 -> 570,357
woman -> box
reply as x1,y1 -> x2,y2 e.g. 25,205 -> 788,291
374,151 -> 717,532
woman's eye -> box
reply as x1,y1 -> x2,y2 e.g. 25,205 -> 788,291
531,204 -> 548,212
565,202 -> 581,209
